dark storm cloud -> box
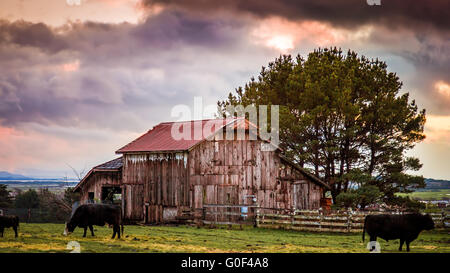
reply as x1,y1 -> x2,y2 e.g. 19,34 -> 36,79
400,37 -> 450,114
144,0 -> 450,32
132,11 -> 245,48
0,20 -> 68,52
0,10 -> 256,130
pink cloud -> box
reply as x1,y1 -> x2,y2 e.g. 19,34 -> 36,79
61,60 -> 80,72
252,17 -> 346,52
0,124 -> 139,176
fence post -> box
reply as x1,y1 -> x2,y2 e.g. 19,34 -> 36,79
292,209 -> 295,229
347,208 -> 352,233
318,208 -> 323,231
442,209 -> 446,228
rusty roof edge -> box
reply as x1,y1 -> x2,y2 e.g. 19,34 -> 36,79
279,154 -> 330,190
119,150 -> 188,155
186,118 -> 282,152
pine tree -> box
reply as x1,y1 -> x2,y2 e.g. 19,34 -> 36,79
218,48 -> 426,202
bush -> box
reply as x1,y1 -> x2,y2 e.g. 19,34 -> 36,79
388,196 -> 425,211
355,185 -> 382,209
336,192 -> 358,208
336,185 -> 382,209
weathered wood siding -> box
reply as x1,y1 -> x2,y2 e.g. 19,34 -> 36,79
79,171 -> 122,202
122,153 -> 189,222
121,134 -> 324,223
188,135 -> 323,211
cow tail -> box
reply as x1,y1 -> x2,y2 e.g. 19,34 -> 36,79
362,216 -> 367,242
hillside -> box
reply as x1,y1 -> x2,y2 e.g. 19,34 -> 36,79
424,178 -> 450,190
0,171 -> 32,180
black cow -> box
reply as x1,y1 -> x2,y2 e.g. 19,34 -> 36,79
363,213 -> 434,252
64,204 -> 123,239
0,215 -> 19,238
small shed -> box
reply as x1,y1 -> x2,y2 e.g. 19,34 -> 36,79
73,157 -> 123,205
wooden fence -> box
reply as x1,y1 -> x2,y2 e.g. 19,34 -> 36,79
193,205 -> 449,232
256,209 -> 449,233
195,204 -> 258,227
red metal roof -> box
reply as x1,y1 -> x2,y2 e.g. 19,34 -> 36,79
116,118 -> 254,153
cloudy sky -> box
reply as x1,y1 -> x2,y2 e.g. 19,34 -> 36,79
0,0 -> 449,179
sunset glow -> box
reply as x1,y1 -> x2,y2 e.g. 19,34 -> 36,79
435,81 -> 450,98
0,0 -> 448,179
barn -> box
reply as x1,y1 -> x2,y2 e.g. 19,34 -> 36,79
74,118 -> 330,223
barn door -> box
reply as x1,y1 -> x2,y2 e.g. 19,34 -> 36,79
292,182 -> 308,210
193,185 -> 203,209
124,184 -> 144,221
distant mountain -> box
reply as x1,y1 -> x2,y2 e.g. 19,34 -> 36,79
424,178 -> 450,190
0,171 -> 33,180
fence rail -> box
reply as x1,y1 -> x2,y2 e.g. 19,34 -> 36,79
193,204 -> 449,232
194,204 -> 258,227
256,209 -> 449,232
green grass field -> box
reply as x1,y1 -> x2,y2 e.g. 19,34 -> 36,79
0,223 -> 448,253
397,189 -> 450,200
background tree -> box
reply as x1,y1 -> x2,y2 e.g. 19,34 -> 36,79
63,187 -> 80,207
354,185 -> 381,209
218,48 -> 426,203
38,189 -> 72,222
0,185 -> 12,208
14,189 -> 39,209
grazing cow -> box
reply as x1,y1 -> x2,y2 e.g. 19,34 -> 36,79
0,215 -> 19,238
363,213 -> 434,252
63,204 -> 123,239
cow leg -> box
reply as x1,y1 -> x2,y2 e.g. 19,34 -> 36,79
13,226 -> 18,238
83,227 -> 87,237
111,226 -> 116,239
89,225 -> 95,236
406,241 -> 411,252
0,227 -> 3,237
116,225 -> 120,239
399,239 -> 404,251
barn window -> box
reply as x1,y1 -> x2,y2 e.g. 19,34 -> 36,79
88,192 -> 94,201
101,187 -> 122,205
